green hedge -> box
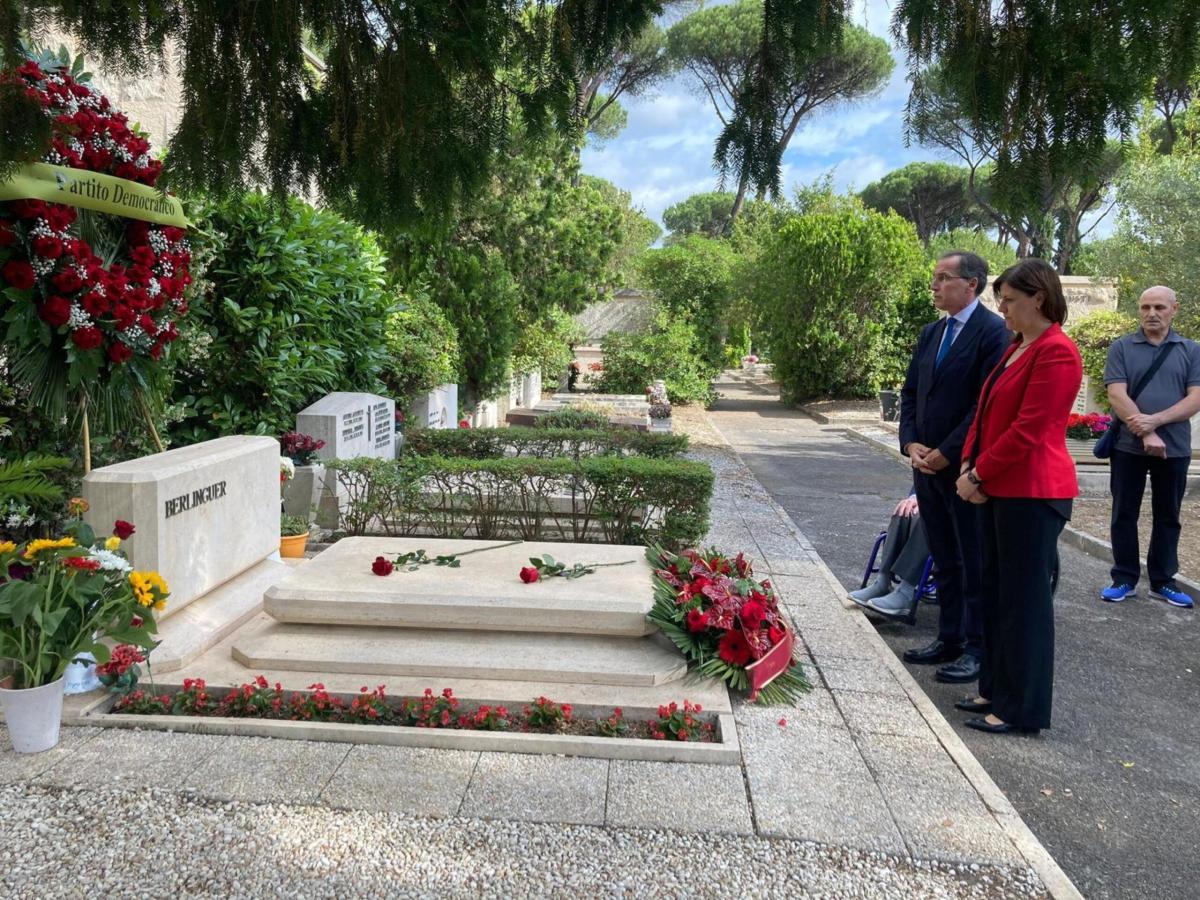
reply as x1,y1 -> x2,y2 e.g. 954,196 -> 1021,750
326,455 -> 712,548
403,427 -> 689,460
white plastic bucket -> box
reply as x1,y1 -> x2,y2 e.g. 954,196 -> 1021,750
0,676 -> 65,753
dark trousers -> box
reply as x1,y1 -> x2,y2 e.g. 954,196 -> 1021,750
979,498 -> 1066,730
913,470 -> 983,659
1109,450 -> 1190,588
877,512 -> 931,586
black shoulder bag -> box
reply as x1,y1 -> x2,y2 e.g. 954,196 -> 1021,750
1094,341 -> 1177,459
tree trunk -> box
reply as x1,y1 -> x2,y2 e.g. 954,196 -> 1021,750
728,172 -> 750,228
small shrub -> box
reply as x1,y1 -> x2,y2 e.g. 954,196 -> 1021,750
525,696 -> 572,732
650,699 -> 714,742
399,687 -> 461,728
511,308 -> 586,382
1067,310 -> 1137,412
534,407 -> 610,430
596,313 -> 718,406
403,426 -> 688,460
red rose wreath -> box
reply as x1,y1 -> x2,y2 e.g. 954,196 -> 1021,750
0,56 -> 191,392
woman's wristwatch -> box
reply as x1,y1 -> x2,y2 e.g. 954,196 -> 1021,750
966,469 -> 983,486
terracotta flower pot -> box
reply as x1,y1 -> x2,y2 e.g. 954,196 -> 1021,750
279,532 -> 308,558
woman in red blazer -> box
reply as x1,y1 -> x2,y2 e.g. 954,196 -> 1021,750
955,258 -> 1083,735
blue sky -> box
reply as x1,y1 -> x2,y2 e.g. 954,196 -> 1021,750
580,0 -> 942,234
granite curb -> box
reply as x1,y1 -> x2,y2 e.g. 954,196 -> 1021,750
701,407 -> 1084,900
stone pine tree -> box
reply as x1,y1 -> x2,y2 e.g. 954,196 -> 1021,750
669,1 -> 892,223
0,1 -> 664,230
859,162 -> 972,244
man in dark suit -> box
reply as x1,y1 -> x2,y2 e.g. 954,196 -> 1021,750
893,251 -> 1008,683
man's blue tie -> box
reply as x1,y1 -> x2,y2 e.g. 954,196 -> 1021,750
935,317 -> 957,369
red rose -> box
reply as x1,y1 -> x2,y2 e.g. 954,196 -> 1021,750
162,226 -> 186,243
686,608 -> 710,633
519,566 -> 540,584
31,235 -> 63,259
371,556 -> 394,576
113,520 -> 136,539
458,419 -> 471,429
16,60 -> 42,80
130,245 -> 156,267
9,199 -> 45,220
717,630 -> 752,667
1,260 -> 35,290
50,268 -> 84,294
38,296 -> 72,328
82,291 -> 111,318
71,327 -> 103,350
108,342 -> 133,364
45,204 -> 76,231
138,314 -> 158,335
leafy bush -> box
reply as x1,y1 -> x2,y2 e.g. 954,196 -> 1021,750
596,312 -> 717,406
168,194 -> 394,441
1067,310 -> 1137,412
381,284 -> 460,400
639,235 -> 736,370
745,197 -> 927,400
534,407 -> 611,431
927,228 -> 1018,277
511,308 -> 585,382
327,455 -> 713,548
404,427 -> 688,460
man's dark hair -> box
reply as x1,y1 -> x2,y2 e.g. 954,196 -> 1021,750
939,250 -> 989,297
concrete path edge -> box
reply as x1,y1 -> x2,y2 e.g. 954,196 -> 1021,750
703,408 -> 1085,900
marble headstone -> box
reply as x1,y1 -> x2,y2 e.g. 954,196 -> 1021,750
409,383 -> 458,430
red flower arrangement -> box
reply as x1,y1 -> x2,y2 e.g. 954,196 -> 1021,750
0,57 -> 191,381
648,545 -> 810,704
1066,412 -> 1112,441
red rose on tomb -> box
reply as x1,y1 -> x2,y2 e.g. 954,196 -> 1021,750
113,520 -> 136,539
50,267 -> 83,294
71,326 -> 103,350
717,630 -> 752,666
519,566 -> 540,584
38,296 -> 72,328
31,235 -> 64,259
371,556 -> 394,577
108,342 -> 133,364
686,608 -> 710,633
2,260 -> 36,290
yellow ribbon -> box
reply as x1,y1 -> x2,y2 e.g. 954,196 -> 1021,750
0,162 -> 188,227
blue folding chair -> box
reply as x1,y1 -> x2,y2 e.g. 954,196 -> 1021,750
859,530 -> 937,626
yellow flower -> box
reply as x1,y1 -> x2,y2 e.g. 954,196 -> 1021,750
0,540 -> 16,555
129,570 -> 169,608
105,535 -> 121,551
23,537 -> 76,560
153,599 -> 167,612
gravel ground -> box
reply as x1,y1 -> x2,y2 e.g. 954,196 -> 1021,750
0,783 -> 1047,899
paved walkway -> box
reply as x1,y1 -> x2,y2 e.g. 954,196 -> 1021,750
709,372 -> 1199,900
0,393 -> 1068,898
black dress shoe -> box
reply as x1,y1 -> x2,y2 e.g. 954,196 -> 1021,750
902,639 -> 962,664
954,697 -> 992,713
964,717 -> 1040,736
935,654 -> 981,683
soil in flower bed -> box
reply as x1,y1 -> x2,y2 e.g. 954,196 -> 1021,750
109,680 -> 719,743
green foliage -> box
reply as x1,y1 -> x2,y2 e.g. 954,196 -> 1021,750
581,176 -> 661,288
597,312 -> 719,406
1,2 -> 665,231
328,455 -> 714,549
168,193 -> 394,442
404,427 -> 688,461
1067,310 -> 1139,411
0,453 -> 70,507
511,308 -> 585,383
860,162 -> 973,243
926,229 -> 1018,278
381,285 -> 460,400
745,195 -> 928,400
639,236 -> 736,370
280,513 -> 310,537
534,408 -> 611,431
662,192 -> 739,240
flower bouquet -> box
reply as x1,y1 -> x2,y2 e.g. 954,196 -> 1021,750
1066,412 -> 1112,441
280,432 -> 326,466
647,545 -> 809,704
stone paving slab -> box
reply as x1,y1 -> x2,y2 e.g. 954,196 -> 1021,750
606,760 -> 753,834
180,735 -> 350,804
800,625 -> 882,662
0,726 -> 100,785
834,689 -> 938,739
459,753 -> 608,825
319,745 -> 479,816
33,728 -> 223,790
817,655 -> 909,697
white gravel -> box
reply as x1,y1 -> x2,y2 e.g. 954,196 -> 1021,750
0,783 -> 1047,899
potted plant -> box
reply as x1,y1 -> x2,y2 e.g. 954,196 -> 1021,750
0,505 -> 166,752
281,432 -> 326,520
1065,412 -> 1112,461
280,513 -> 311,558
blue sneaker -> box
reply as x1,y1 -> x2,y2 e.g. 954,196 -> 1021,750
1101,583 -> 1136,602
1149,583 -> 1194,609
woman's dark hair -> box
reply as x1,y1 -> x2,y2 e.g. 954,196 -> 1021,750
994,258 -> 1067,325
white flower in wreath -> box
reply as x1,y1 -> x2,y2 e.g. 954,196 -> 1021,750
88,548 -> 132,573
280,457 -> 295,483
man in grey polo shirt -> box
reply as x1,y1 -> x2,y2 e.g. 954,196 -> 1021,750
1102,286 -> 1200,608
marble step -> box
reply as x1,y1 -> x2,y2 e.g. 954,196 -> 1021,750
264,536 -> 656,636
231,622 -> 688,686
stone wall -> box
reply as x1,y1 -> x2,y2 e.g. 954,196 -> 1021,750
574,290 -> 655,343
980,275 -> 1118,321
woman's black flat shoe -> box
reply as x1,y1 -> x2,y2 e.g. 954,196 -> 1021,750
964,717 -> 1040,736
955,698 -> 992,713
